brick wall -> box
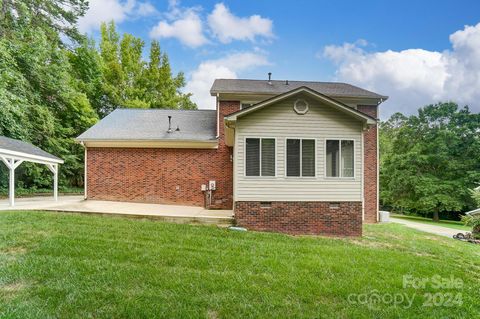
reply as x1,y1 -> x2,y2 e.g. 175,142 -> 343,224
357,105 -> 378,223
235,201 -> 362,236
86,101 -> 240,209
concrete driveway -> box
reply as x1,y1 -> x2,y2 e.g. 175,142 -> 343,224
0,196 -> 233,226
390,217 -> 462,238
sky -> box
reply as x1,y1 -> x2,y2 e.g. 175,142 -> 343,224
77,0 -> 480,118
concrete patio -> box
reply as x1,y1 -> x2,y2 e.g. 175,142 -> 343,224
0,196 -> 234,226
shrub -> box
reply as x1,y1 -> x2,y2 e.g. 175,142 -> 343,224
461,214 -> 480,239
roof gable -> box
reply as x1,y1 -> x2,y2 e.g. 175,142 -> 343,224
225,86 -> 377,125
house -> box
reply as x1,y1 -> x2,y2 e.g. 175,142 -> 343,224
76,78 -> 388,236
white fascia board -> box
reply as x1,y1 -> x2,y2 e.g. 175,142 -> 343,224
0,148 -> 64,165
79,139 -> 219,149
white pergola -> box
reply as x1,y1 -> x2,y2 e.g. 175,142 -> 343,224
0,136 -> 64,206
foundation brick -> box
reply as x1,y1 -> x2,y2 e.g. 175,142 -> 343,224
235,201 -> 363,236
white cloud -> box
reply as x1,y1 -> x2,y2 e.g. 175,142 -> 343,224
207,3 -> 273,43
149,8 -> 208,48
137,2 -> 157,16
185,52 -> 270,109
322,23 -> 480,118
78,0 -> 156,33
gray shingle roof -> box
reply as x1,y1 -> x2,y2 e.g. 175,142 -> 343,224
77,109 -> 217,141
0,136 -> 62,161
210,79 -> 388,99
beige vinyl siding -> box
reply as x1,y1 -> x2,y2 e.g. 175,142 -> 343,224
234,94 -> 363,201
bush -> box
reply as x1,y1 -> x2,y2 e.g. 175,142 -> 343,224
461,214 -> 480,239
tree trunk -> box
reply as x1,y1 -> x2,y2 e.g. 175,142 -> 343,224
432,210 -> 440,222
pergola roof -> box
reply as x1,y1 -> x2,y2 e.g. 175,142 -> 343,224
0,136 -> 64,207
0,136 -> 63,164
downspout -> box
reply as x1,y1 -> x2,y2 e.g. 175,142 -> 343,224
376,120 -> 380,222
81,142 -> 87,200
361,126 -> 365,221
216,93 -> 220,138
376,99 -> 383,222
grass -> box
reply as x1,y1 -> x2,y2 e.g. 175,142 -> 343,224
1,211 -> 479,318
0,187 -> 83,199
391,214 -> 470,231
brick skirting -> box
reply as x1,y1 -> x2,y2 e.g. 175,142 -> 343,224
234,201 -> 362,236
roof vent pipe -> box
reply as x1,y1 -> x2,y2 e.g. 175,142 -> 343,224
268,72 -> 272,85
285,80 -> 289,85
167,115 -> 173,133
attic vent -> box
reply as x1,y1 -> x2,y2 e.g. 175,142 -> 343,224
167,116 -> 173,133
294,99 -> 309,115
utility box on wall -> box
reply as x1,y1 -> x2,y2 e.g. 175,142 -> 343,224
209,180 -> 216,191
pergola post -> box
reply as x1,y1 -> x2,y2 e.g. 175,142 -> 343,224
9,161 -> 14,207
47,163 -> 59,202
1,156 -> 23,207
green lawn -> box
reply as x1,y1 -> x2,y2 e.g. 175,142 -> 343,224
1,211 -> 479,318
391,214 -> 470,231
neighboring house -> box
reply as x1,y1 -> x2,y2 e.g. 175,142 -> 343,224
76,78 -> 388,236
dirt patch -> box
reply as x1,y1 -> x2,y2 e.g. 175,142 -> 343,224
207,309 -> 219,319
2,246 -> 27,255
348,239 -> 396,249
0,281 -> 27,300
413,251 -> 435,257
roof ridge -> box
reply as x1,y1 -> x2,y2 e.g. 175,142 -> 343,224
115,108 -> 215,112
215,78 -> 345,85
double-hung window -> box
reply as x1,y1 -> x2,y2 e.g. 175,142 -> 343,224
245,138 -> 275,176
326,140 -> 354,178
286,139 -> 315,177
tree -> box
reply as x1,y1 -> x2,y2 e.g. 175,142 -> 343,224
0,3 -> 196,192
0,2 -> 97,190
471,188 -> 480,207
0,0 -> 88,43
68,38 -> 104,116
380,102 -> 480,221
98,22 -> 196,116
142,40 -> 196,110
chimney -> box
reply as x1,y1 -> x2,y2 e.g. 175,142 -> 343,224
285,80 -> 289,85
268,72 -> 272,85
167,115 -> 173,133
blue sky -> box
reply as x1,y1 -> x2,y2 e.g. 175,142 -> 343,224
78,0 -> 480,118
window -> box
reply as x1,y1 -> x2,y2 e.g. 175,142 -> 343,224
245,138 -> 275,176
286,139 -> 315,177
326,140 -> 354,178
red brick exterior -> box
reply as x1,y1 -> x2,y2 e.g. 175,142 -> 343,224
86,101 -> 240,209
85,98 -> 378,236
357,105 -> 378,223
235,201 -> 362,236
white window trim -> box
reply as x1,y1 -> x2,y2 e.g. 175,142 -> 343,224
284,138 -> 317,178
244,137 -> 277,178
324,139 -> 355,179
